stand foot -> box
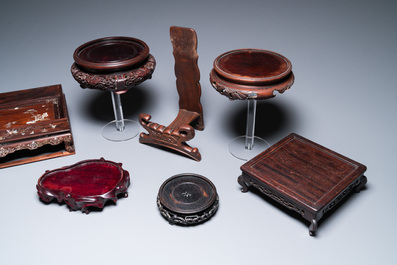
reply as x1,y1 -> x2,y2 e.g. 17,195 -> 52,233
355,175 -> 367,193
238,175 -> 250,193
101,119 -> 139,142
229,136 -> 270,161
309,219 -> 318,236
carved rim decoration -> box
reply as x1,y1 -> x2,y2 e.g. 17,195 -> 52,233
157,173 -> 219,225
71,54 -> 156,92
36,158 -> 130,214
210,69 -> 294,100
73,36 -> 150,73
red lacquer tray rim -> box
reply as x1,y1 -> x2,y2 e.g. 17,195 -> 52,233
213,48 -> 292,86
36,158 -> 130,213
73,36 -> 150,73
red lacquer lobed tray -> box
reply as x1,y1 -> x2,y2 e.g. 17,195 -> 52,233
37,158 -> 130,213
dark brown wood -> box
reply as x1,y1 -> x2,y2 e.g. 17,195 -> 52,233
71,36 -> 155,93
73,36 -> 150,73
71,54 -> 155,93
0,84 -> 75,168
210,49 -> 294,100
157,173 -> 219,225
37,158 -> 130,214
238,133 -> 367,236
139,26 -> 204,161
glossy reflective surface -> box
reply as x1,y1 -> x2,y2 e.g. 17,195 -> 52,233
214,49 -> 292,85
158,173 -> 217,214
73,37 -> 149,73
37,158 -> 130,213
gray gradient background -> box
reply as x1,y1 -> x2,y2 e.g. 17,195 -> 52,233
0,0 -> 396,264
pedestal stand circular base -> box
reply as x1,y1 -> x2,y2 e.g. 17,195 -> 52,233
229,136 -> 270,161
101,119 -> 139,142
157,173 -> 219,226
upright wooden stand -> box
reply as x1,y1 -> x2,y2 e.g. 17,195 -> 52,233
139,26 -> 204,161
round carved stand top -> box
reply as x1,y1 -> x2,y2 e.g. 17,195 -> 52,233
71,36 -> 156,93
210,49 -> 294,100
157,173 -> 219,225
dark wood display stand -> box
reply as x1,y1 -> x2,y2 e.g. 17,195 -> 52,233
37,158 -> 130,214
157,173 -> 218,225
71,36 -> 156,141
210,49 -> 294,160
71,36 -> 155,93
0,84 -> 75,168
238,133 -> 367,236
139,26 -> 204,161
210,49 -> 294,100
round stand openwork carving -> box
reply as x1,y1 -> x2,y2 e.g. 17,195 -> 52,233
157,173 -> 219,225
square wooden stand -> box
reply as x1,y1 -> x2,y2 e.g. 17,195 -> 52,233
0,84 -> 75,168
238,133 -> 367,235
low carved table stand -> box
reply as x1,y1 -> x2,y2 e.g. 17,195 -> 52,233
210,49 -> 294,160
139,26 -> 204,161
71,36 -> 155,141
238,133 -> 367,235
0,84 -> 75,168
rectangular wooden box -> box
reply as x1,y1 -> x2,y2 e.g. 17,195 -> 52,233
238,133 -> 367,235
0,84 -> 75,168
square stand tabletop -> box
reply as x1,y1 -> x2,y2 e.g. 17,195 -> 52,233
238,133 -> 367,236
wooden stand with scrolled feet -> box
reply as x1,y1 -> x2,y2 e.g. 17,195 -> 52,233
309,219 -> 318,236
139,110 -> 201,161
139,26 -> 204,161
238,175 -> 250,193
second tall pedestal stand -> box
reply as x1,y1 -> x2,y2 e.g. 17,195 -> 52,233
210,49 -> 295,160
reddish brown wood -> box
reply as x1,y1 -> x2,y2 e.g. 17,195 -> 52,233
157,173 -> 219,225
71,55 -> 155,93
238,133 -> 367,236
0,84 -> 75,168
210,49 -> 294,100
71,36 -> 155,93
73,36 -> 150,73
37,158 -> 130,214
139,26 -> 204,161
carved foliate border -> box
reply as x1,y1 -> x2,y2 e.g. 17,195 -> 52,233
0,135 -> 74,157
157,195 -> 219,225
37,158 -> 129,214
71,54 -> 156,92
249,179 -> 305,216
322,177 -> 364,215
210,70 -> 294,100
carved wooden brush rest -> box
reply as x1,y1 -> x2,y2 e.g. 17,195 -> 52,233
139,26 -> 204,161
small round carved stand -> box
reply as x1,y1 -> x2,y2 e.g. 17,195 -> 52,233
210,49 -> 294,160
157,173 -> 219,225
71,37 -> 156,141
